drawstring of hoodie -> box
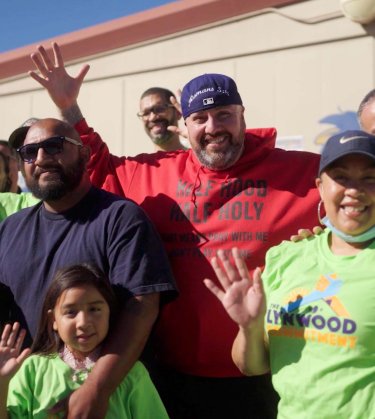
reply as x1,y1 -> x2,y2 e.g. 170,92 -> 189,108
190,168 -> 231,207
191,165 -> 203,207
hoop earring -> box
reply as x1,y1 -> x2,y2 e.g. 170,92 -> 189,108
317,200 -> 326,226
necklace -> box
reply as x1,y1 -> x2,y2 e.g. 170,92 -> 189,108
60,345 -> 101,382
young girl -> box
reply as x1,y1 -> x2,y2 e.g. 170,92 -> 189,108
0,264 -> 169,418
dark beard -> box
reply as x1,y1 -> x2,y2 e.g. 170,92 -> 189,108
27,156 -> 86,201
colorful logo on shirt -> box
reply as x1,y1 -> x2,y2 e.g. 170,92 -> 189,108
266,273 -> 357,349
283,273 -> 349,317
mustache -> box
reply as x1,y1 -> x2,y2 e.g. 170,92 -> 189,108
148,118 -> 169,126
33,165 -> 63,179
202,132 -> 230,143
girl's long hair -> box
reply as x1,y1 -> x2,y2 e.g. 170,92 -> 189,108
0,151 -> 11,192
31,263 -> 118,356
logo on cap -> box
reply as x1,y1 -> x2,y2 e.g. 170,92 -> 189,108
203,98 -> 214,105
339,135 -> 369,144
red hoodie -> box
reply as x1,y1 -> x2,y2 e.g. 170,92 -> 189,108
77,119 -> 320,377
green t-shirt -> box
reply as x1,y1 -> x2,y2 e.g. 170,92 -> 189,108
263,229 -> 375,419
0,192 -> 40,221
7,355 -> 169,418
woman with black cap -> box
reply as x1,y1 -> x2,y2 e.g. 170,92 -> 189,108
204,129 -> 375,418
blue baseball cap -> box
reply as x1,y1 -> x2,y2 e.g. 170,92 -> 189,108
180,73 -> 243,119
319,130 -> 375,174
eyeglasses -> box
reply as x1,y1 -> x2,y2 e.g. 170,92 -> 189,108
17,136 -> 82,163
137,104 -> 175,119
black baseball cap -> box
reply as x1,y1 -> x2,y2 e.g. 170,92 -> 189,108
319,130 -> 375,174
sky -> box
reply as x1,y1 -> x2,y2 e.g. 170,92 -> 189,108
0,0 -> 176,53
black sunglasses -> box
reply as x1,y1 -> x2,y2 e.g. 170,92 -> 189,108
17,136 -> 82,163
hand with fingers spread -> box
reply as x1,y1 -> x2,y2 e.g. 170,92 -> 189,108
204,247 -> 266,329
167,89 -> 188,139
204,248 -> 269,376
29,42 -> 90,111
0,323 -> 31,379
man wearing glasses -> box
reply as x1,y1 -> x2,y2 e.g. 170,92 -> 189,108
0,117 -> 176,418
137,87 -> 187,151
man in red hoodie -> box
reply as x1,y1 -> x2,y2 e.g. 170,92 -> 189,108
28,42 -> 320,419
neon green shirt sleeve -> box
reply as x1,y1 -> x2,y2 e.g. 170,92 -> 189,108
0,192 -> 40,221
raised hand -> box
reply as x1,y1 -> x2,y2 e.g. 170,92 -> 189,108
170,89 -> 182,115
29,42 -> 90,111
0,323 -> 31,379
168,89 -> 188,139
204,248 -> 266,329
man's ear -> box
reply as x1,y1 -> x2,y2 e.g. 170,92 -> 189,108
81,144 -> 91,164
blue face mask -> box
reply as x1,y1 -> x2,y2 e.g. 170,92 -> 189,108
322,216 -> 375,243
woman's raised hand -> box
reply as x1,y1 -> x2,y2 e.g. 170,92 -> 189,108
204,247 -> 266,329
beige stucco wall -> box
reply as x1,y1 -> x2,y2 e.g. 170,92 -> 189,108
0,0 -> 374,155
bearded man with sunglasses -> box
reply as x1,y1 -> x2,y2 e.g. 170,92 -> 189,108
17,134 -> 84,203
0,117 -> 176,418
